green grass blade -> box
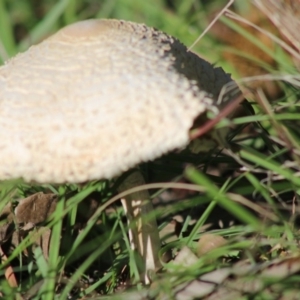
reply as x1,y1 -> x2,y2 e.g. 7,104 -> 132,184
0,0 -> 16,59
185,166 -> 260,228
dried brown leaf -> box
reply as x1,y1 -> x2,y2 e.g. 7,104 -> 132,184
197,234 -> 227,257
205,287 -> 242,300
174,268 -> 231,299
225,276 -> 263,293
175,280 -> 215,300
0,223 -> 12,243
0,202 -> 13,220
0,245 -> 18,288
15,192 -> 57,224
261,256 -> 300,279
28,227 -> 52,260
173,246 -> 198,268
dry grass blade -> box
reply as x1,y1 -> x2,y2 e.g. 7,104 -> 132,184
188,0 -> 234,51
224,8 -> 300,63
253,0 -> 300,52
3,1 -> 300,298
91,182 -> 278,223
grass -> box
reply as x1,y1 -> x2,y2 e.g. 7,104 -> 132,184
1,0 -> 300,299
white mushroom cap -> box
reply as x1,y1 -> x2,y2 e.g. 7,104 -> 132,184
0,19 -> 235,183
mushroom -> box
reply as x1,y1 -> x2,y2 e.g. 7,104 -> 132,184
0,19 -> 240,283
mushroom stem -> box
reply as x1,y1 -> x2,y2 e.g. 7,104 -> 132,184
118,170 -> 161,284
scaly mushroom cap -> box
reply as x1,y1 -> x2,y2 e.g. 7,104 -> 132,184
0,19 -> 235,183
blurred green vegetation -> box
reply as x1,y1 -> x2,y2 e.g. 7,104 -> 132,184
0,0 -> 231,65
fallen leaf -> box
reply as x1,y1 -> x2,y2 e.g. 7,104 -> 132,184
28,227 -> 52,260
15,193 -> 57,224
173,246 -> 198,268
197,233 -> 227,257
0,245 -> 18,288
0,223 -> 12,243
261,256 -> 300,279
